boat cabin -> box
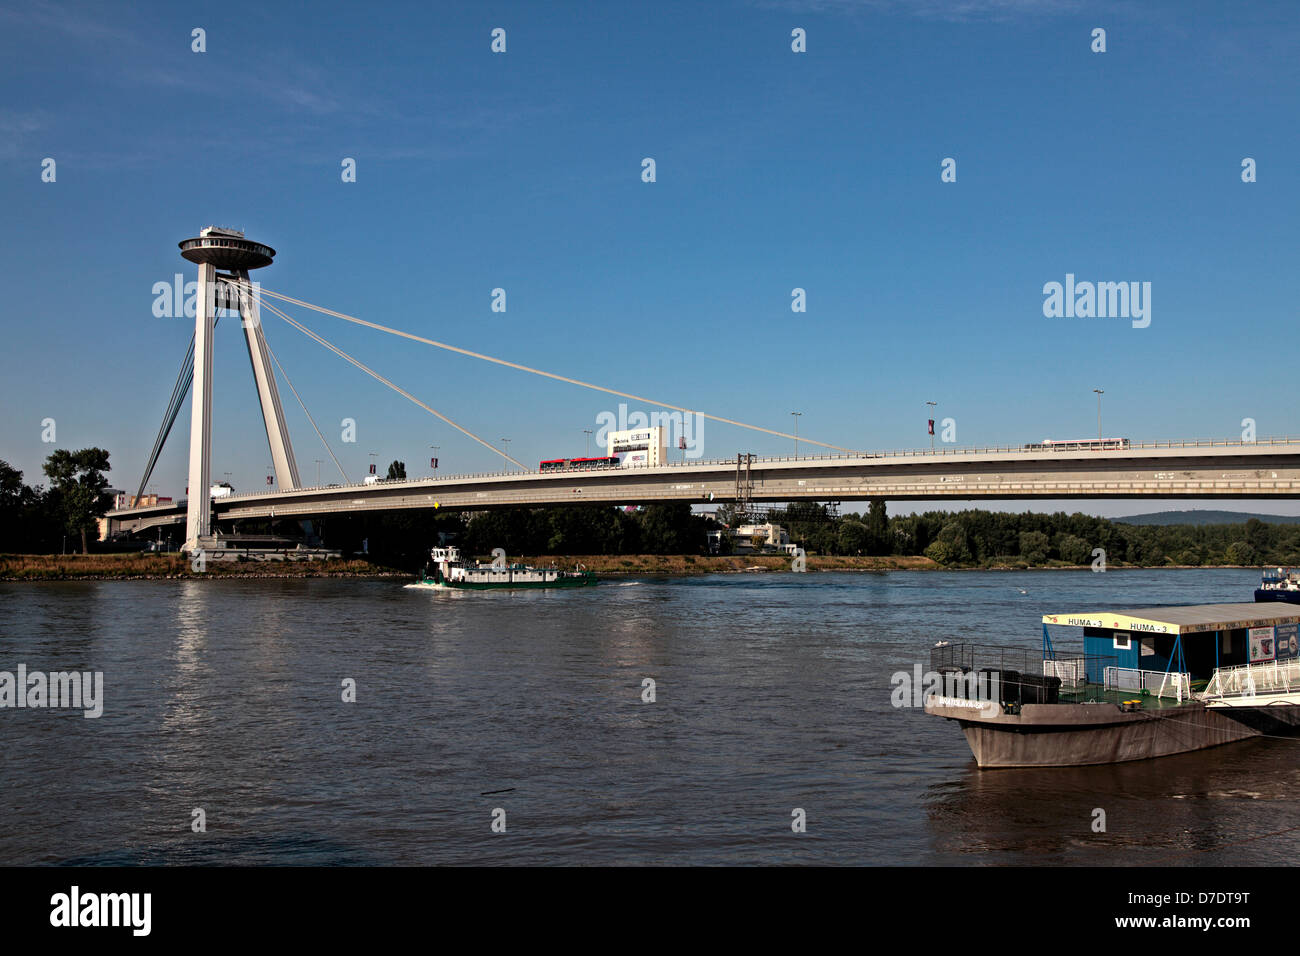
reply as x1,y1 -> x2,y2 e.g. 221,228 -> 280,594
1043,602 -> 1300,699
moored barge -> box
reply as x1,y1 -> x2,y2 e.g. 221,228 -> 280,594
925,603 -> 1300,767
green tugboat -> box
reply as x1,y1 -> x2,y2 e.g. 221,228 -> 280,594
407,546 -> 597,591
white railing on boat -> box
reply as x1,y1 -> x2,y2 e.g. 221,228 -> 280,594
1202,659 -> 1300,700
1043,658 -> 1091,689
1104,666 -> 1192,701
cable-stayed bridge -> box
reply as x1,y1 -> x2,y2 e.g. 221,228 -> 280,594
104,229 -> 1300,547
109,444 -> 1300,540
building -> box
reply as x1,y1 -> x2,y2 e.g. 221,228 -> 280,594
606,426 -> 668,467
709,522 -> 798,556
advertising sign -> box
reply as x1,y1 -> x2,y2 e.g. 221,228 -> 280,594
1275,623 -> 1298,661
1249,625 -> 1276,663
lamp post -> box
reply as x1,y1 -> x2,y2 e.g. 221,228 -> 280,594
368,452 -> 377,478
314,459 -> 322,485
1093,389 -> 1104,440
430,445 -> 439,475
500,438 -> 511,467
584,429 -> 593,457
790,412 -> 802,458
926,401 -> 937,451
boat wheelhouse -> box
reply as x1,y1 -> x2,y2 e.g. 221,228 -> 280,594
925,603 -> 1300,767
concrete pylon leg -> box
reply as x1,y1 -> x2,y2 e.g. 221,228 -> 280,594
235,271 -> 300,490
184,262 -> 216,551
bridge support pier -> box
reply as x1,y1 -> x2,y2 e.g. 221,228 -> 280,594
235,270 -> 300,491
178,227 -> 295,552
184,262 -> 216,551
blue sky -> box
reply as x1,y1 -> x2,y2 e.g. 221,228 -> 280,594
2,0 -> 1298,515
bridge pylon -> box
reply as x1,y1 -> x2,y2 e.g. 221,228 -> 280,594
178,227 -> 299,551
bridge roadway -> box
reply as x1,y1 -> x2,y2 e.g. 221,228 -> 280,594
104,438 -> 1300,536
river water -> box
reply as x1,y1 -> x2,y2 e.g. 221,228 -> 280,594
1,568 -> 1295,866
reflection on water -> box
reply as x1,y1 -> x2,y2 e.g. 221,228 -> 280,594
925,736 -> 1300,865
0,569 -> 1296,865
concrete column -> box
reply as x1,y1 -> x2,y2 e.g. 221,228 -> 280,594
234,271 -> 300,489
184,262 -> 216,550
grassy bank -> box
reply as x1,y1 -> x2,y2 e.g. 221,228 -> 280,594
512,554 -> 940,574
0,553 -> 406,581
0,552 -> 1263,581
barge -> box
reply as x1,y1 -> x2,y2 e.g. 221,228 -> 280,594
407,546 -> 597,590
924,603 -> 1300,767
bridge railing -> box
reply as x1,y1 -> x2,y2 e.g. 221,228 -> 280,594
211,435 -> 1300,501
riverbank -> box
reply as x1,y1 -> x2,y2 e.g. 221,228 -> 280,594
0,553 -> 407,581
0,551 -> 1264,580
516,554 -> 940,574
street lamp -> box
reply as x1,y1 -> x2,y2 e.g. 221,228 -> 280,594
790,412 -> 802,458
368,452 -> 377,478
429,445 -> 440,475
314,459 -> 323,485
500,438 -> 511,466
925,401 -> 937,451
1093,389 -> 1104,440
583,429 -> 593,457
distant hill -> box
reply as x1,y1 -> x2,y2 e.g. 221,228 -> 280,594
1114,510 -> 1300,526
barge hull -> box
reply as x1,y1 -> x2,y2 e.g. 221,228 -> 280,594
927,699 -> 1300,768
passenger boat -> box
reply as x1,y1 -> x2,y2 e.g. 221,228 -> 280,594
407,546 -> 597,590
924,603 -> 1300,767
1255,567 -> 1300,603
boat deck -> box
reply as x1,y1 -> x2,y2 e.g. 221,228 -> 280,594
1057,683 -> 1197,709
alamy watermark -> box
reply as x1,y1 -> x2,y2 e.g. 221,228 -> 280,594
152,274 -> 260,323
595,402 -> 704,459
1042,273 -> 1150,328
891,663 -> 1000,718
1,665 -> 103,718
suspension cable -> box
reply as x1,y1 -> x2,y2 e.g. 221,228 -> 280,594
251,285 -> 856,454
132,317 -> 221,507
262,335 -> 350,485
241,288 -> 527,470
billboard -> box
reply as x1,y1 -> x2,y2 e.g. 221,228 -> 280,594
1249,626 -> 1276,663
1275,623 -> 1298,661
607,426 -> 667,466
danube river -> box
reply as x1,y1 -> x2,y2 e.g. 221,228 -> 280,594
1,568 -> 1295,865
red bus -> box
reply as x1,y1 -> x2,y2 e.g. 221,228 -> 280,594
539,456 -> 621,473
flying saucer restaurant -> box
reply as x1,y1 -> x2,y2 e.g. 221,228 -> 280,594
1042,602 -> 1300,695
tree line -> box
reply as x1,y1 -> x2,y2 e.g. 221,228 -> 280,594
0,451 -> 113,554
765,500 -> 1300,567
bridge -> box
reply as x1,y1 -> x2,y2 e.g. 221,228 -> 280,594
107,438 -> 1300,538
105,228 -> 1300,548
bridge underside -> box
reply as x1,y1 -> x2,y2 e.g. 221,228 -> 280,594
104,445 -> 1300,537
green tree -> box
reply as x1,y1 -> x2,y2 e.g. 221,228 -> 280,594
1056,534 -> 1092,565
837,520 -> 870,555
1225,541 -> 1257,566
935,520 -> 972,563
1019,530 -> 1050,564
42,448 -> 112,554
866,497 -> 889,554
924,539 -> 960,566
386,460 -> 407,480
